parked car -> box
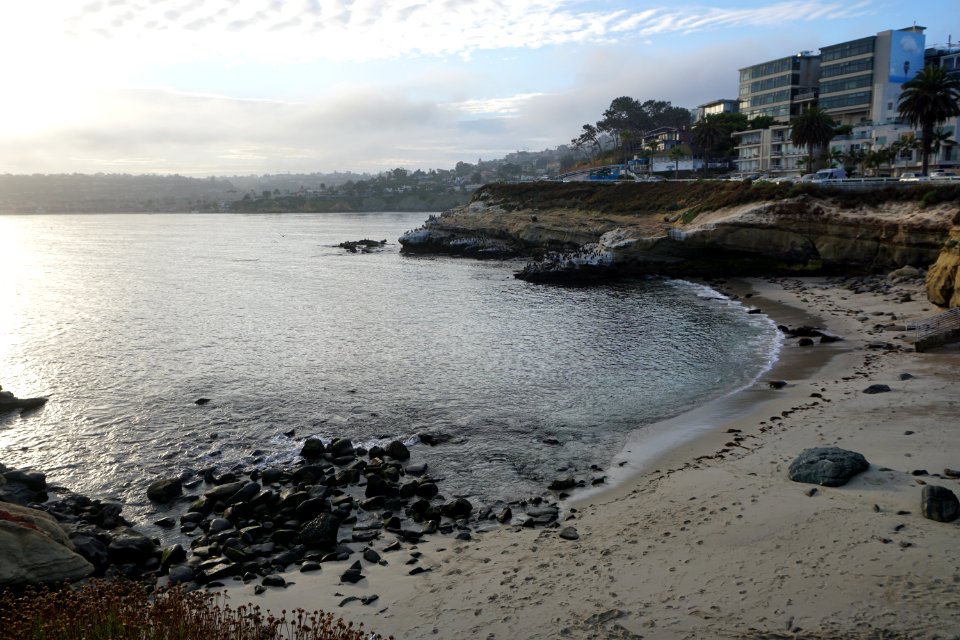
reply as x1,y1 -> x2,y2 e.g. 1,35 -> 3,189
770,175 -> 798,184
811,168 -> 846,181
899,173 -> 929,182
930,170 -> 958,180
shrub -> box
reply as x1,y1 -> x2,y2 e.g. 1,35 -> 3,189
0,579 -> 390,640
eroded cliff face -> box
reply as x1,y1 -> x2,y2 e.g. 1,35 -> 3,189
400,188 -> 956,284
926,223 -> 960,308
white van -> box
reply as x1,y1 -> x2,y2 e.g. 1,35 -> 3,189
811,168 -> 846,182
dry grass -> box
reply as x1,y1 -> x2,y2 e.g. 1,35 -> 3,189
474,181 -> 960,219
0,579 -> 391,640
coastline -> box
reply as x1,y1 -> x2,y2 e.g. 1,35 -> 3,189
226,274 -> 960,639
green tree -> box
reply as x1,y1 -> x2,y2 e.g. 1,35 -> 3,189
931,127 -> 957,163
691,115 -> 732,177
747,115 -> 776,130
668,145 -> 689,179
790,107 -> 836,173
572,124 -> 602,159
497,163 -> 521,181
897,65 -> 960,175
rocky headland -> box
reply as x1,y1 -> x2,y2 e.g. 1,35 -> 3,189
399,181 -> 960,305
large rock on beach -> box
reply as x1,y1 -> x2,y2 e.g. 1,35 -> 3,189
299,514 -> 341,550
921,485 -> 960,522
385,440 -> 411,461
0,503 -> 94,588
203,481 -> 247,504
788,447 -> 869,487
107,527 -> 157,564
300,438 -> 326,459
147,477 -> 183,503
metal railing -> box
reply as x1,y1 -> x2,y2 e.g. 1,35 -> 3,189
910,308 -> 960,352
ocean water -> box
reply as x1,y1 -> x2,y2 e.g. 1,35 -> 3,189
0,212 -> 780,527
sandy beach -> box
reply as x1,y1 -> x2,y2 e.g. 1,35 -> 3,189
226,275 -> 960,639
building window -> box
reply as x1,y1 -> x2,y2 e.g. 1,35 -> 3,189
820,91 -> 872,110
820,74 -> 873,94
749,90 -> 791,107
743,74 -> 792,93
821,38 -> 875,62
740,57 -> 795,81
820,58 -> 874,78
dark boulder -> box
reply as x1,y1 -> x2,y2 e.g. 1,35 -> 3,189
71,535 -> 109,569
262,574 -> 286,588
341,561 -> 363,584
260,467 -> 285,484
921,485 -> 959,523
415,482 -> 439,499
863,384 -> 892,394
107,528 -> 157,565
405,462 -> 428,476
203,481 -> 246,503
225,482 -> 260,506
298,514 -> 340,550
3,470 -> 47,492
300,438 -> 326,459
559,527 -> 579,540
788,447 -> 869,487
160,544 -> 187,570
167,564 -> 194,585
329,438 -> 355,458
295,497 -> 330,521
292,464 -> 330,485
441,498 -> 472,519
548,477 -> 576,491
385,440 -> 411,461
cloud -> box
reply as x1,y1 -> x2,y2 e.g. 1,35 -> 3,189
49,0 -> 874,63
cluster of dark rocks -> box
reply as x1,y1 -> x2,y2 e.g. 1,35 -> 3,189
777,324 -> 844,347
2,430 -> 580,592
133,434 -> 572,592
338,239 -> 388,253
788,446 -> 960,523
1,462 -> 156,582
829,270 -> 925,299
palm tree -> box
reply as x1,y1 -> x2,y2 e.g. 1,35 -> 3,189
691,116 -> 730,178
931,127 -> 957,164
668,145 -> 687,179
790,107 -> 836,173
898,65 -> 960,176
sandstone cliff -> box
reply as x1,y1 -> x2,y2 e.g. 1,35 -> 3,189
400,183 -> 959,292
925,217 -> 960,307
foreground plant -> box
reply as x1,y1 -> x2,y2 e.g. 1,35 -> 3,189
0,579 -> 390,640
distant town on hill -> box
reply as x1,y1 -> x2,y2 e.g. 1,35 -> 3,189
0,147 -> 575,214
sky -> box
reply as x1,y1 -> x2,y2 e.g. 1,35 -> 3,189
0,0 -> 957,176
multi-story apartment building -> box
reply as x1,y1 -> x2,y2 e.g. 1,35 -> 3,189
818,27 -> 926,126
733,125 -> 806,174
694,99 -> 738,122
731,26 -> 955,176
927,41 -> 960,79
737,52 -> 820,122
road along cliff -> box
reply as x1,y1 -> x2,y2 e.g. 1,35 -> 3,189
399,182 -> 960,305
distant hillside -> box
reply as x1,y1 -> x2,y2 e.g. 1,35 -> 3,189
0,174 -> 239,213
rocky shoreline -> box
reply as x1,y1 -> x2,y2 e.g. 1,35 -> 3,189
1,426 -> 589,593
399,182 -> 960,302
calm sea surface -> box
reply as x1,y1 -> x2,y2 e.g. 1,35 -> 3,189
0,212 -> 780,528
